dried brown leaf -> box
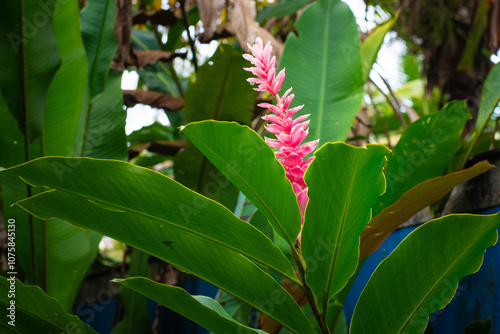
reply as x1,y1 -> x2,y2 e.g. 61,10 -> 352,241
127,50 -> 187,68
197,0 -> 226,38
228,0 -> 258,50
123,90 -> 184,111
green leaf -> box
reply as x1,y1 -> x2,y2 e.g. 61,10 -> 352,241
475,59 -> 500,132
78,0 -> 126,160
217,289 -> 255,327
0,96 -> 36,284
4,157 -> 294,279
463,62 -> 500,164
301,143 -> 389,307
350,213 -> 500,334
0,0 -> 101,311
256,0 -> 311,23
128,122 -> 175,148
280,0 -> 364,145
81,0 -> 118,100
360,17 -> 397,81
360,160 -> 494,258
175,45 -> 254,211
44,0 -> 87,156
40,0 -> 102,311
114,277 -> 266,334
0,0 -> 61,142
45,220 -> 102,311
4,157 -> 315,333
373,101 -> 471,216
0,276 -> 96,333
182,121 -> 301,246
77,69 -> 127,160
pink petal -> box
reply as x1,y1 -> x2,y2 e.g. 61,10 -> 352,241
285,105 -> 303,117
262,114 -> 283,125
264,137 -> 282,149
292,114 -> 310,125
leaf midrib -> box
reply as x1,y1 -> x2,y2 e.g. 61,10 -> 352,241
21,183 -> 293,280
323,150 -> 359,307
314,2 -> 331,141
399,226 -> 493,333
197,54 -> 234,193
88,0 -> 111,98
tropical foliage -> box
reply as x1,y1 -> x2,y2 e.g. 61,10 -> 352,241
0,0 -> 499,333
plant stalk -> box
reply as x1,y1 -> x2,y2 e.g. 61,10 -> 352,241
290,247 -> 331,334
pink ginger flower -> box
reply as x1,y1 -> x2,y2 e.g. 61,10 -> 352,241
243,37 -> 319,224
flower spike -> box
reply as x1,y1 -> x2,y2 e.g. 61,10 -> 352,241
243,37 -> 319,234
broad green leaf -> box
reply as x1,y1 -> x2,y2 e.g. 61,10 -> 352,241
360,160 -> 494,258
0,97 -> 36,285
361,16 -> 397,81
373,101 -> 471,216
175,46 -> 254,211
301,143 -> 389,307
77,70 -> 127,160
4,158 -> 315,333
459,62 -> 500,166
0,276 -> 96,334
0,1 -> 99,310
44,220 -> 101,311
114,277 -> 266,334
280,0 -> 364,145
81,0 -> 118,100
0,95 -> 22,169
39,0 -> 102,311
182,121 -> 301,246
44,0 -> 87,156
0,0 -> 61,142
474,62 -> 500,137
4,157 -> 294,279
112,250 -> 152,334
350,213 -> 500,334
256,0 -> 311,23
78,0 -> 125,160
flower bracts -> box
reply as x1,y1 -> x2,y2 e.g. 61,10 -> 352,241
243,38 -> 319,223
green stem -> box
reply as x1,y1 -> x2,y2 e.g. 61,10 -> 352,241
290,246 -> 331,334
